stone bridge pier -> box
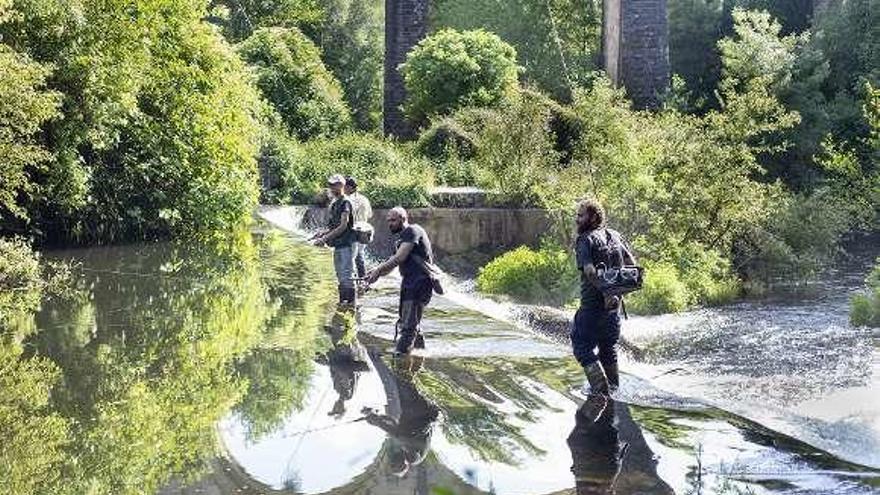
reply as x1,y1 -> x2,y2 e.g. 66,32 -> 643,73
383,0 -> 670,136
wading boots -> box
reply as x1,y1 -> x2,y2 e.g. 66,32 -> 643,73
602,361 -> 619,392
584,362 -> 610,396
338,286 -> 357,307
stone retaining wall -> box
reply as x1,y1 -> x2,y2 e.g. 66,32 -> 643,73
301,206 -> 550,262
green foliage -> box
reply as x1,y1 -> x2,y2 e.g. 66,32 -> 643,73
0,238 -> 43,327
2,233 -> 336,494
668,0 -> 724,112
868,82 -> 880,160
0,0 -> 265,243
89,21 -> 263,241
851,259 -> 880,327
401,29 -> 519,123
239,27 -> 352,141
416,117 -> 479,163
472,94 -> 561,207
813,0 -> 880,101
627,261 -> 691,315
476,245 -> 578,306
415,117 -> 481,186
209,0 -> 324,42
431,0 -> 602,100
311,0 -> 384,130
0,43 -> 60,223
266,133 -> 434,207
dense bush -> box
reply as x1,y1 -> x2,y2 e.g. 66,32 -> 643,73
476,244 -> 578,306
263,133 -> 433,207
87,23 -> 263,241
401,29 -> 519,123
851,259 -> 880,327
431,0 -> 602,100
472,94 -> 561,207
0,0 -> 265,243
239,27 -> 352,141
416,117 -> 479,162
627,261 -> 691,315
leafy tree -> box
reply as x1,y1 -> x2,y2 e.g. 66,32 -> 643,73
239,27 -> 352,141
431,0 -> 602,100
0,0 -> 265,242
208,0 -> 324,42
87,18 -> 263,241
668,0 -> 725,112
312,0 -> 383,130
473,93 -> 561,207
0,40 -> 60,224
401,29 -> 519,123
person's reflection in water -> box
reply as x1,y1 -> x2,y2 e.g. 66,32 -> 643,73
362,354 -> 439,479
567,397 -> 628,495
322,311 -> 369,418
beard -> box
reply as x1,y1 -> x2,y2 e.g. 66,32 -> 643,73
390,223 -> 403,234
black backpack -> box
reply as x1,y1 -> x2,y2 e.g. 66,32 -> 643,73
592,229 -> 644,296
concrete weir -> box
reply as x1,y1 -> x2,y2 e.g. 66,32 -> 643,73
298,200 -> 550,264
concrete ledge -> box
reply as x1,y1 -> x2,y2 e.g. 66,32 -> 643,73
301,205 -> 550,261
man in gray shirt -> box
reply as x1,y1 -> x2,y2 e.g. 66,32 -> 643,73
345,176 -> 372,279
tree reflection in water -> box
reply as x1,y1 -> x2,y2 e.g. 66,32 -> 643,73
1,232 -> 335,495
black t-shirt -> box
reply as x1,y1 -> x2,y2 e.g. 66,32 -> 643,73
327,197 -> 355,247
575,228 -> 627,308
397,224 -> 433,288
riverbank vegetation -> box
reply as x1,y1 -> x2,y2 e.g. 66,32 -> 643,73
851,259 -> 880,327
1,0 -> 878,315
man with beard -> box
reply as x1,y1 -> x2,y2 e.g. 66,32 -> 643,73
313,174 -> 357,306
573,199 -> 636,396
364,207 -> 435,355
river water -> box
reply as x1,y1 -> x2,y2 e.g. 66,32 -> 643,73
2,211 -> 878,495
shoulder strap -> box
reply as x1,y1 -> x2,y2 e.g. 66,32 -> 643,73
606,229 -> 634,267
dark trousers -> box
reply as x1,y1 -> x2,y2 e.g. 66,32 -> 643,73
571,306 -> 621,369
396,280 -> 433,353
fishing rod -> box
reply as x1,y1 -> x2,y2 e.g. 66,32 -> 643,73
279,416 -> 370,439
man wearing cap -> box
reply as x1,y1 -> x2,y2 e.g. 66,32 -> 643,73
313,174 -> 357,305
345,176 -> 373,279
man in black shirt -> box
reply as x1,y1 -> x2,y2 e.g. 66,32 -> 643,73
365,207 -> 435,355
573,199 -> 635,396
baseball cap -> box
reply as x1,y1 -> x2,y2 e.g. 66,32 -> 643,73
327,174 -> 346,185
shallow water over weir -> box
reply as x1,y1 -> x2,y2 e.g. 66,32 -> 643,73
4,210 -> 877,494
